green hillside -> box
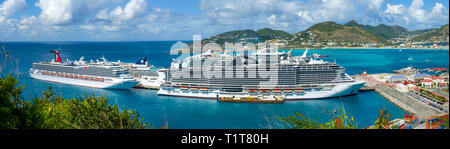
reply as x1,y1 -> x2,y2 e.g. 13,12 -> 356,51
201,29 -> 261,45
256,28 -> 293,41
344,20 -> 410,39
411,24 -> 449,42
290,21 -> 390,46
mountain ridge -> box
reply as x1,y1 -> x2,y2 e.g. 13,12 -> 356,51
200,21 -> 449,47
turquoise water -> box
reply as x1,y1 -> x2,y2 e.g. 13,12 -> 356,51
1,41 -> 449,128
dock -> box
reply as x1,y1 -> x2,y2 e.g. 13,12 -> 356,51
354,74 -> 443,119
218,96 -> 285,104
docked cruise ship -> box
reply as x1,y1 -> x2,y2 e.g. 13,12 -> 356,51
158,49 -> 365,100
120,57 -> 167,89
29,51 -> 139,89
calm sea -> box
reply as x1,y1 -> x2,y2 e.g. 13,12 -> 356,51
1,41 -> 449,128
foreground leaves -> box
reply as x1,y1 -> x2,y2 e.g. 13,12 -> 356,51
0,73 -> 150,129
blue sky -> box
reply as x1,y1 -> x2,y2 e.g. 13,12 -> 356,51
0,0 -> 448,41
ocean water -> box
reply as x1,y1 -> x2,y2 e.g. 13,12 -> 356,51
1,41 -> 449,128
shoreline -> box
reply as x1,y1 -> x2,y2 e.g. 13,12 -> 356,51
280,47 -> 449,50
354,74 -> 445,119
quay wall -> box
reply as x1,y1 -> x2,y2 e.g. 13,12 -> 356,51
375,85 -> 440,118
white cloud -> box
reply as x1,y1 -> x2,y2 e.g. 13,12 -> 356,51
1,0 -> 449,41
385,4 -> 405,15
431,2 -> 446,17
35,0 -> 110,25
408,0 -> 427,22
0,0 -> 26,17
80,24 -> 96,31
367,0 -> 384,11
20,16 -> 37,25
380,0 -> 448,29
97,0 -> 149,24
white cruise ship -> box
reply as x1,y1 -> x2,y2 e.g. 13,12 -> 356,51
120,57 -> 167,89
29,51 -> 139,89
158,49 -> 365,100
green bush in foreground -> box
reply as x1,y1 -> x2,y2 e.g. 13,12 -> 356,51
280,109 -> 359,129
0,73 -> 150,129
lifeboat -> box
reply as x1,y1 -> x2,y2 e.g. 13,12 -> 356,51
191,87 -> 198,90
260,89 -> 270,92
273,89 -> 282,92
284,89 -> 293,92
94,77 -> 98,80
200,88 -> 208,90
41,72 -> 45,74
99,78 -> 105,81
295,89 -> 304,92
89,77 -> 93,80
181,87 -> 188,89
247,89 -> 258,92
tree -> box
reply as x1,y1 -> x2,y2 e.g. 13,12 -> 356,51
0,73 -> 151,129
281,109 -> 359,129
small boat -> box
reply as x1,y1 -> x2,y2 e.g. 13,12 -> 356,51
425,60 -> 430,62
408,57 -> 413,61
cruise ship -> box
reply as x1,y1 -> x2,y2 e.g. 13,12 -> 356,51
120,57 -> 167,89
29,51 -> 139,89
158,49 -> 365,100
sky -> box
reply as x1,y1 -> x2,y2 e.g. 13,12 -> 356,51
0,0 -> 448,41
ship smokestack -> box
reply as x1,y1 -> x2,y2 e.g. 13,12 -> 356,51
50,50 -> 62,62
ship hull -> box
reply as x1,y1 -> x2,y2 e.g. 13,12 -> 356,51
134,79 -> 163,89
157,82 -> 366,100
30,73 -> 139,89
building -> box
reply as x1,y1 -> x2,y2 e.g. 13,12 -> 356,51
421,79 -> 434,88
413,73 -> 431,81
388,75 -> 408,83
396,83 -> 409,92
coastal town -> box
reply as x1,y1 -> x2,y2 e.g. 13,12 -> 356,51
354,66 -> 449,129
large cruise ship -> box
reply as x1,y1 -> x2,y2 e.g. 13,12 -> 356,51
158,49 -> 365,100
120,57 -> 167,89
29,51 -> 139,89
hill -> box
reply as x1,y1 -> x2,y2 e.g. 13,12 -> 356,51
344,20 -> 410,39
411,24 -> 449,42
256,28 -> 293,41
290,21 -> 390,47
201,29 -> 261,45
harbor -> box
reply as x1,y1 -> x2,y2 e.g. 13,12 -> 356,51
3,41 -> 448,128
354,68 -> 449,129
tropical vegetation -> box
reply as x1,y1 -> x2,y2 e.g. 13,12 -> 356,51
0,73 -> 150,129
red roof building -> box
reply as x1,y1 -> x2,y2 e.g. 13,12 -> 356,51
432,77 -> 443,80
422,79 -> 433,83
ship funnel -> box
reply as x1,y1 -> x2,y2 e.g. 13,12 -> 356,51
136,57 -> 147,65
50,50 -> 62,62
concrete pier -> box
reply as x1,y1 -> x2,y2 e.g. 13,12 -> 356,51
354,74 -> 442,118
375,85 -> 440,118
